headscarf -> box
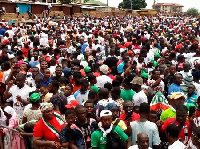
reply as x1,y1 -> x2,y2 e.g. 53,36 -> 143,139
40,102 -> 54,112
4,106 -> 17,119
0,108 -> 6,122
30,92 -> 40,103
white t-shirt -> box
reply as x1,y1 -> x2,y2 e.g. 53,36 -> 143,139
8,84 -> 34,117
97,98 -> 114,107
95,75 -> 112,88
128,145 -> 152,149
168,140 -> 186,149
74,90 -> 89,104
132,90 -> 148,106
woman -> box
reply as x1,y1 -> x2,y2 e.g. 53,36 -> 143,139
33,102 -> 65,149
22,92 -> 42,124
3,106 -> 26,149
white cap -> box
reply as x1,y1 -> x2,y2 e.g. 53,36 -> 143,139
100,110 -> 112,118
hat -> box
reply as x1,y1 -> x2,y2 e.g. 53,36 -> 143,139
84,66 -> 91,73
88,55 -> 94,61
65,100 -> 79,109
113,34 -> 118,38
128,50 -> 133,55
105,103 -> 119,111
2,24 -> 5,27
100,110 -> 112,118
170,92 -> 185,100
30,93 -> 40,102
100,64 -> 109,74
178,63 -> 184,69
3,39 -> 9,45
154,53 -> 161,58
130,76 -> 143,85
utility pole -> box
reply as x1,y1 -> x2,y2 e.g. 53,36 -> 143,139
131,0 -> 132,10
107,0 -> 108,6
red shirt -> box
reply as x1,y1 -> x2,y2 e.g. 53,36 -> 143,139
22,47 -> 30,58
33,114 -> 65,142
162,118 -> 191,145
119,112 -> 140,125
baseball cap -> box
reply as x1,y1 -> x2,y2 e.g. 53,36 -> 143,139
30,93 -> 40,102
154,53 -> 161,58
84,66 -> 91,73
100,64 -> 109,74
170,92 -> 185,100
100,110 -> 112,118
65,100 -> 79,109
130,76 -> 143,85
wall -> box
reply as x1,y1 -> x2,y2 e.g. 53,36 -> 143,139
16,3 -> 32,13
62,6 -> 70,15
32,4 -> 46,14
0,2 -> 16,13
72,6 -> 81,14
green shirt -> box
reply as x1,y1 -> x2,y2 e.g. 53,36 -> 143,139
90,85 -> 99,92
120,89 -> 135,101
91,126 -> 128,149
160,107 -> 176,122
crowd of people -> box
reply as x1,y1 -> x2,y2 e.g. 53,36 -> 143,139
0,14 -> 200,149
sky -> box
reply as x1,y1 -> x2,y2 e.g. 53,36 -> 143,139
98,0 -> 200,12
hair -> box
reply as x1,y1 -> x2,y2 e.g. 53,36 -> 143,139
122,100 -> 133,106
98,88 -> 109,99
139,102 -> 150,114
51,80 -> 60,90
166,124 -> 180,138
111,87 -> 121,96
75,105 -> 85,112
87,73 -> 96,82
84,100 -> 93,107
104,83 -> 112,91
176,105 -> 187,112
16,73 -> 26,80
197,96 -> 200,104
80,79 -> 89,86
73,71 -> 82,78
88,90 -> 98,99
149,110 -> 157,115
112,80 -> 120,87
65,110 -> 76,117
58,76 -> 68,85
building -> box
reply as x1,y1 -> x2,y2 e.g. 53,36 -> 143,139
153,3 -> 184,13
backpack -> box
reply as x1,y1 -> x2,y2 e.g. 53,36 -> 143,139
106,119 -> 126,149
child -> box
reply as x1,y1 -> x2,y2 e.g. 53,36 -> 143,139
40,85 -> 53,102
58,76 -> 68,94
148,110 -> 158,123
60,110 -> 77,148
195,97 -> 200,117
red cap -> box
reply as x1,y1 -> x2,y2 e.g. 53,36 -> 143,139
3,39 -> 9,44
113,34 -> 118,38
65,100 -> 79,109
124,42 -> 132,48
2,24 -> 6,27
9,26 -> 12,29
128,50 -> 134,55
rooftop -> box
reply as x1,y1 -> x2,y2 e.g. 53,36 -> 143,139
154,3 -> 184,7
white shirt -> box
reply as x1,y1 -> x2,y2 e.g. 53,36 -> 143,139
168,140 -> 186,149
95,75 -> 112,88
132,90 -> 148,106
97,98 -> 114,107
8,84 -> 34,117
128,145 -> 152,149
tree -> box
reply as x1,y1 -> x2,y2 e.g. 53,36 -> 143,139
59,0 -> 71,4
118,0 -> 147,10
187,8 -> 199,17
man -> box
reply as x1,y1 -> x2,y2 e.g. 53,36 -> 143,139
41,69 -> 52,86
168,73 -> 183,95
95,64 -> 112,88
160,92 -> 185,122
26,67 -> 39,87
186,84 -> 198,107
127,103 -> 161,148
51,65 -> 63,81
39,60 -> 48,76
131,76 -> 148,106
166,124 -> 186,149
117,53 -> 129,74
84,100 -> 94,118
91,110 -> 132,149
128,133 -> 152,149
179,62 -> 191,79
161,105 -> 192,145
3,73 -> 34,117
29,50 -> 40,68
119,101 -> 140,125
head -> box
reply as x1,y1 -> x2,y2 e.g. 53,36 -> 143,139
73,71 -> 82,86
65,110 -> 76,126
139,103 -> 150,117
84,100 -> 94,118
111,87 -> 121,100
30,92 -> 41,105
58,76 -> 68,87
98,88 -> 109,100
106,103 -> 120,120
151,69 -> 160,80
100,110 -> 113,129
169,92 -> 185,108
55,65 -> 62,77
176,105 -> 187,124
131,76 -> 143,92
88,90 -> 98,103
170,65 -> 176,75
75,105 -> 87,122
137,133 -> 149,149
173,73 -> 183,85
166,124 -> 181,143
33,50 -> 39,60
40,60 -> 48,70
40,85 -> 49,96
148,110 -> 158,123
64,84 -> 73,96
35,74 -> 43,88
44,69 -> 50,78
122,101 -> 134,114
48,80 -> 59,93
40,102 -> 54,119
16,73 -> 26,88
188,84 -> 195,96
32,67 -> 39,78
87,73 -> 97,84
20,63 -> 27,71
123,53 -> 129,63
3,106 -> 16,119
80,79 -> 89,93
183,62 -> 190,72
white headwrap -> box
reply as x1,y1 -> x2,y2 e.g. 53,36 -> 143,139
4,106 -> 17,119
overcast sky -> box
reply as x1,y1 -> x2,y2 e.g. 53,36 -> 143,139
98,0 -> 200,12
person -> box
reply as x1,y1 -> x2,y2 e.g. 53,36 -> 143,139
91,110 -> 132,149
97,88 -> 114,107
26,67 -> 39,87
148,110 -> 158,123
3,73 -> 34,117
168,73 -> 183,95
166,124 -> 186,149
120,77 -> 135,101
29,50 -> 39,68
33,102 -> 65,148
190,126 -> 200,149
160,92 -> 185,122
161,105 -> 192,145
195,97 -> 200,117
84,100 -> 94,118
0,107 -> 6,125
131,76 -> 148,106
22,92 -> 42,124
186,84 -> 198,108
128,133 -> 152,149
41,69 -> 52,86
127,103 -> 161,148
88,73 -> 99,92
64,83 -> 76,103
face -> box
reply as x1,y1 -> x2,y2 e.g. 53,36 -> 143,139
44,70 -> 50,78
188,85 -> 195,95
76,108 -> 87,121
170,66 -> 176,74
85,103 -> 94,115
40,61 -> 48,70
159,58 -> 165,64
152,71 -> 160,80
35,77 -> 42,88
111,109 -> 119,119
184,64 -> 190,72
32,68 -> 39,77
176,110 -> 187,123
100,116 -> 112,129
123,103 -> 133,114
20,64 -> 27,71
173,97 -> 185,107
175,75 -> 183,85
65,114 -> 76,125
16,76 -> 25,88
124,55 -> 130,63
56,67 -> 62,77
137,135 -> 149,149
40,87 -> 48,95
148,113 -> 158,123
33,52 -> 38,58
43,107 -> 54,119
64,86 -> 72,96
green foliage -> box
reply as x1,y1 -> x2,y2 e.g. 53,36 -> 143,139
59,0 -> 71,4
85,0 -> 107,6
118,0 -> 147,10
187,8 -> 199,17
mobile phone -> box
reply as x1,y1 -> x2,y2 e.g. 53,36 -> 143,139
189,106 -> 195,117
